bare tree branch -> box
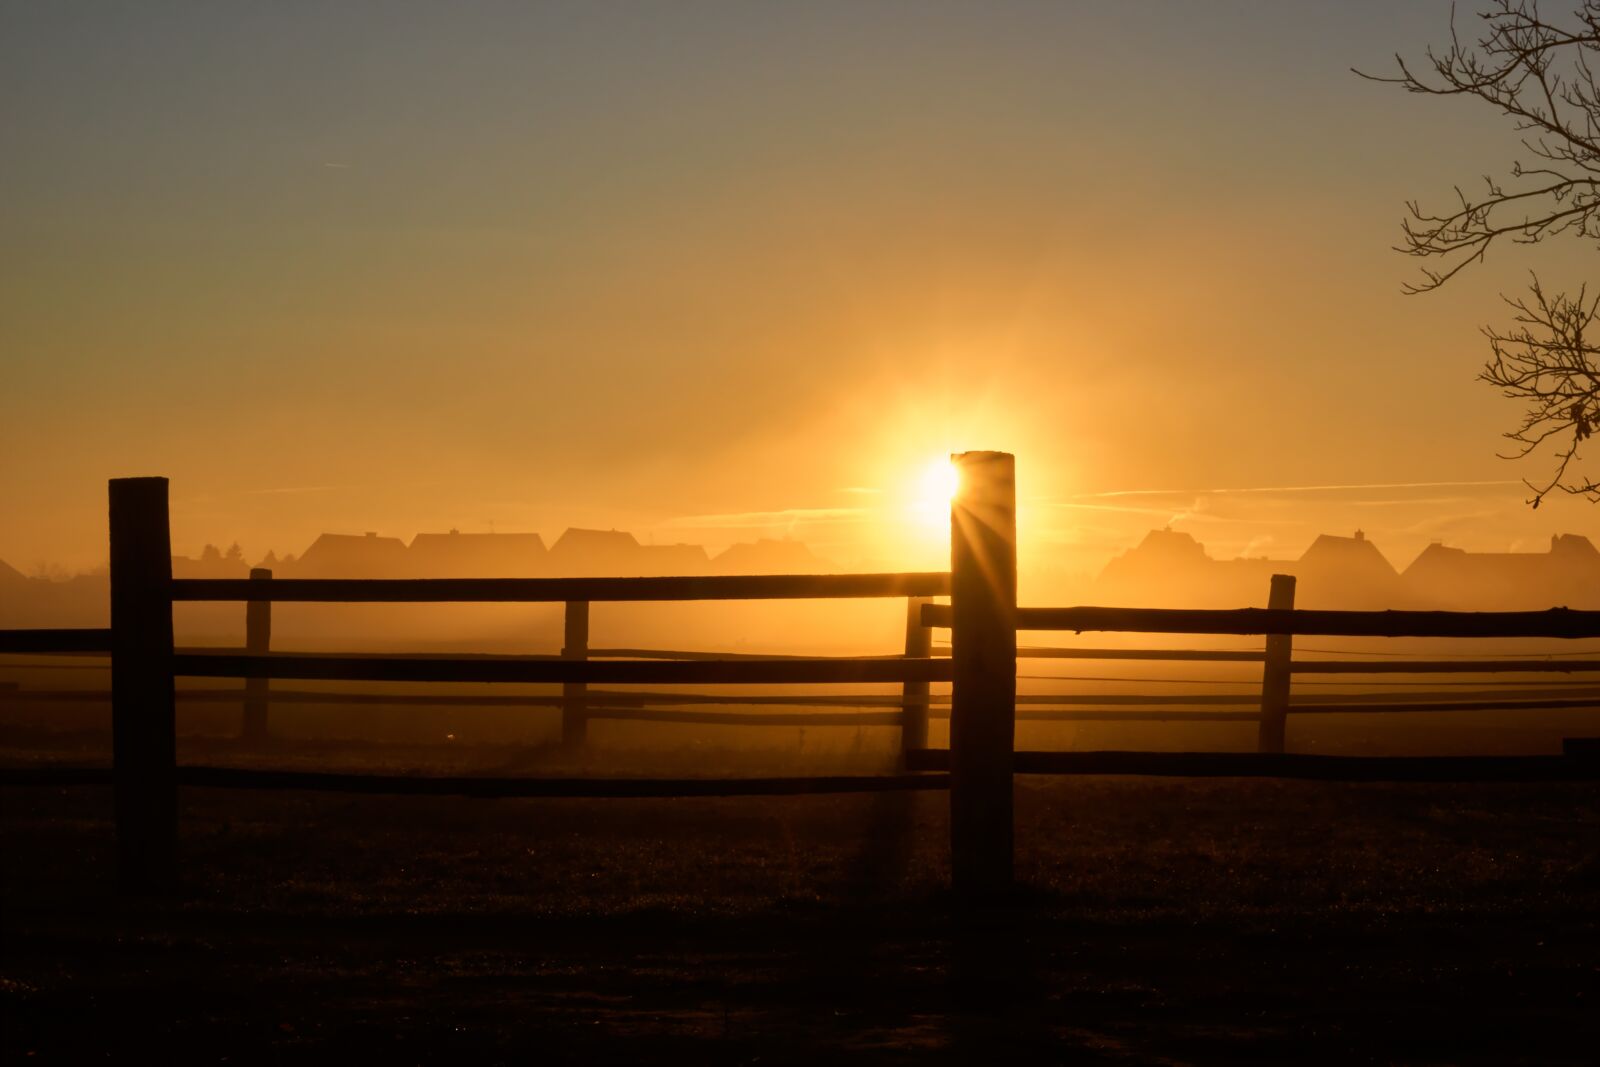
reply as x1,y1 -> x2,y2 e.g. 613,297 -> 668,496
1359,1 -> 1599,504
1479,278 -> 1599,506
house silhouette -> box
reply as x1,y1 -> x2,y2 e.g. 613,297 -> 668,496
292,532 -> 411,578
0,558 -> 27,587
1401,533 -> 1600,609
547,529 -> 646,576
242,527 -> 834,580
407,530 -> 547,577
1093,528 -> 1597,609
1095,529 -> 1277,606
546,529 -> 711,576
1294,530 -> 1401,607
711,538 -> 830,574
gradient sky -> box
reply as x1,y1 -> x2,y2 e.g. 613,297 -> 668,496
3,1 -> 1595,587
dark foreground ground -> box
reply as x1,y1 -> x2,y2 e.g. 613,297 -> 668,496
3,776 -> 1598,1064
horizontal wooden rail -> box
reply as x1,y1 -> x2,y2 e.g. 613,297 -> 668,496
1287,697 -> 1600,715
905,749 -> 1600,781
171,651 -> 954,685
173,572 -> 950,603
0,686 -> 1282,724
0,628 -> 114,654
587,647 -> 921,661
0,765 -> 951,796
9,685 -> 1594,708
1010,646 -> 1265,662
16,686 -> 1587,722
923,604 -> 1600,638
0,686 -> 923,708
585,708 -> 905,726
190,648 -> 925,664
555,689 -> 930,708
0,767 -> 113,786
12,754 -> 1596,787
585,707 -> 1272,725
1293,686 -> 1600,704
1007,709 -> 1261,722
1292,659 -> 1600,674
0,687 -> 899,722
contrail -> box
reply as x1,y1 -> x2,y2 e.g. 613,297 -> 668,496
663,506 -> 869,529
237,485 -> 347,496
1071,480 -> 1521,499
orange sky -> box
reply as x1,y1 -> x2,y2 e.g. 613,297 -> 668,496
2,2 -> 1595,588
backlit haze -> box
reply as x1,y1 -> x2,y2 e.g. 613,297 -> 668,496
3,1 -> 1595,594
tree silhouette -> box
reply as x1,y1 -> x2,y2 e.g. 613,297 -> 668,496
1358,0 -> 1598,506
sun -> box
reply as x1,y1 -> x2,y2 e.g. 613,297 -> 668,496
920,457 -> 960,507
910,457 -> 960,533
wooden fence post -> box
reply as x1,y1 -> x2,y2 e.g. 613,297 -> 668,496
562,600 -> 589,747
900,596 -> 932,758
109,477 -> 177,892
1257,573 -> 1296,754
948,451 -> 1017,898
242,567 -> 272,742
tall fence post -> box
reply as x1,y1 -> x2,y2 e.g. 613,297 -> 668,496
562,600 -> 589,747
948,451 -> 1017,898
109,477 -> 177,892
900,596 -> 932,758
242,567 -> 272,742
1257,573 -> 1296,754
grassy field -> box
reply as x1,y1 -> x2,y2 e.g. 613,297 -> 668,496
4,774 -> 1598,1063
4,639 -> 1597,1062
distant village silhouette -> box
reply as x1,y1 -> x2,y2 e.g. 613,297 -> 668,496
0,529 -> 822,627
2,524 -> 1597,627
1096,528 -> 1599,610
239,528 -> 825,580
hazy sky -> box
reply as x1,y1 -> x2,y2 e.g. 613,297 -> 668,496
2,1 -> 1595,585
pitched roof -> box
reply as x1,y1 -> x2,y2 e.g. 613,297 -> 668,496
294,532 -> 411,577
410,531 -> 546,551
1400,534 -> 1600,608
407,530 -> 548,577
711,539 -> 827,574
549,528 -> 640,554
1298,532 -> 1398,577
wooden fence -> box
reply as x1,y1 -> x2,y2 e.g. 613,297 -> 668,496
2,452 -> 1598,897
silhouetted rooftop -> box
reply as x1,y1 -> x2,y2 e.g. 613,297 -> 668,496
294,532 -> 411,577
1298,532 -> 1398,576
711,539 -> 829,574
409,531 -> 547,552
1400,534 -> 1599,608
1130,528 -> 1212,563
1091,526 -> 1599,609
550,529 -> 640,555
546,528 -> 651,576
408,530 -> 547,577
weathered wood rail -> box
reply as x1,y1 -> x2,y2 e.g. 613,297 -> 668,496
0,629 -> 112,654
171,572 -> 951,602
920,603 -> 1600,638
